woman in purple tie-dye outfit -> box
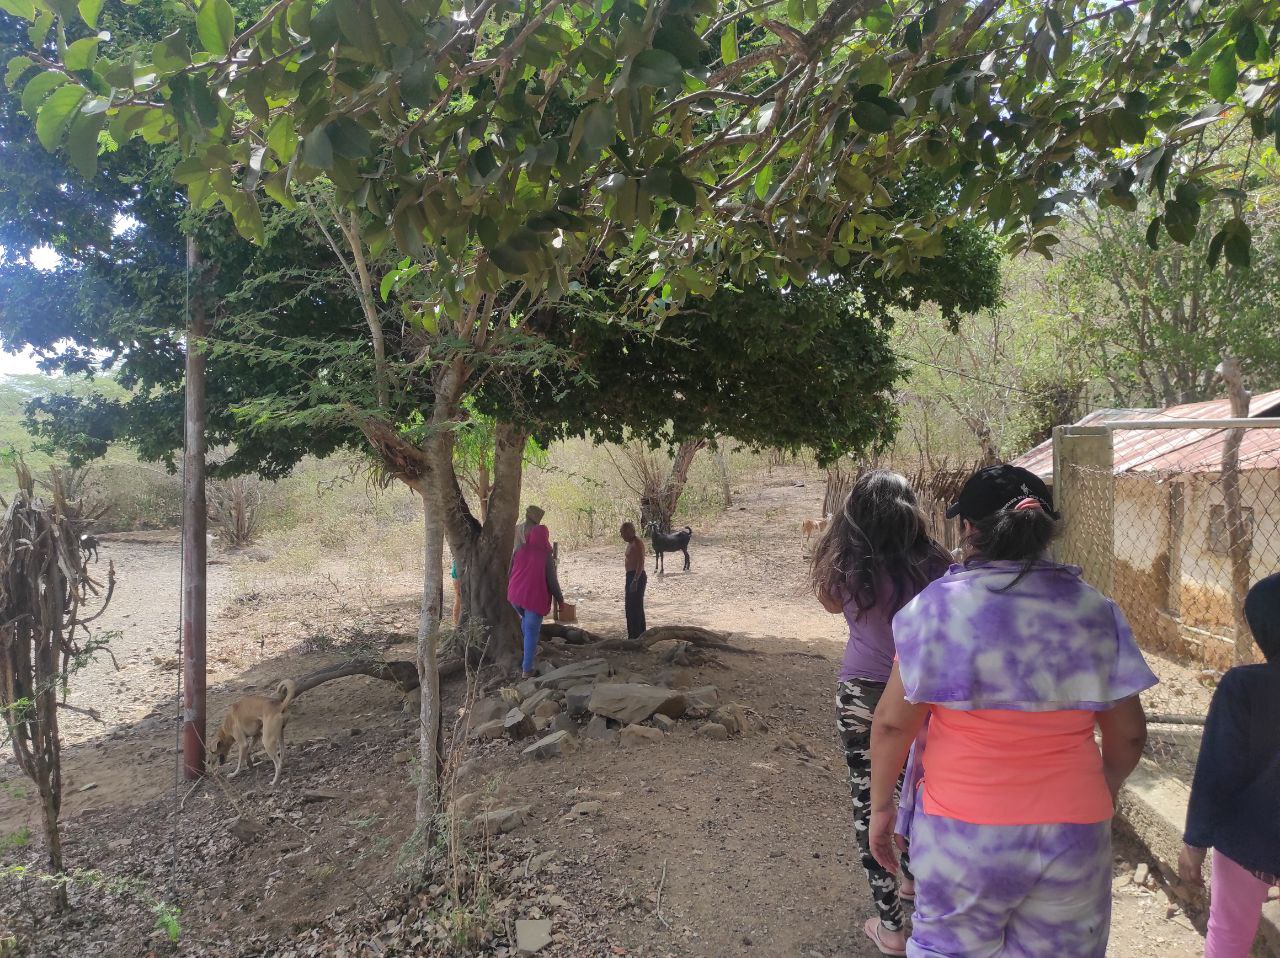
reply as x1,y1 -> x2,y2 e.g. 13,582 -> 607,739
867,464 -> 1157,957
811,470 -> 950,956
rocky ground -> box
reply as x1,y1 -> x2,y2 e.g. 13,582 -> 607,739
0,467 -> 1213,956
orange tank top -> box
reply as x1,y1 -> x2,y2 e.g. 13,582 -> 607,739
920,707 -> 1113,825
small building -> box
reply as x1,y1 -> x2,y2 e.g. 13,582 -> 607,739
1014,389 -> 1280,665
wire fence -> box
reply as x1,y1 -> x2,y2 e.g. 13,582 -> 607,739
1053,420 -> 1280,780
1054,421 -> 1280,672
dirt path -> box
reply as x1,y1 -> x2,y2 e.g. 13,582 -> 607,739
0,468 -> 1208,957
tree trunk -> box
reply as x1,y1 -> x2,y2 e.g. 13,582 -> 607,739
416,489 -> 444,823
182,237 -> 208,783
641,439 -> 706,531
426,367 -> 526,672
711,440 -> 732,508
1218,357 -> 1254,664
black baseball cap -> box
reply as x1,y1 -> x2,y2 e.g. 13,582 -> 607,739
946,464 -> 1060,521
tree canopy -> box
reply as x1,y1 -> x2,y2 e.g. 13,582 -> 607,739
7,0 -> 1279,308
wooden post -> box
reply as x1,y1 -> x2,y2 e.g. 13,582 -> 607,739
1218,357 -> 1254,664
182,237 -> 209,780
1165,482 -> 1185,615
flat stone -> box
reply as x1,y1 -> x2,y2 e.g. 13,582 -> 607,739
516,678 -> 540,700
519,688 -> 556,716
711,704 -> 746,735
684,686 -> 720,710
584,716 -> 616,741
523,730 -> 574,760
470,696 -> 510,726
469,805 -> 531,837
515,917 -> 553,955
619,724 -> 665,747
535,658 -> 611,690
301,789 -> 342,803
565,684 -> 595,716
550,713 -> 578,736
566,800 -> 602,818
697,722 -> 730,741
533,699 -> 562,719
651,714 -> 676,733
504,708 -> 536,740
589,683 -> 687,725
469,719 -> 507,741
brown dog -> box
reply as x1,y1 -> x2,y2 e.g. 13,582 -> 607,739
211,679 -> 296,785
801,516 -> 830,542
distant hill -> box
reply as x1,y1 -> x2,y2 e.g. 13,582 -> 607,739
0,372 -> 132,471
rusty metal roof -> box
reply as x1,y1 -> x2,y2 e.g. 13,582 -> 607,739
1014,387 -> 1280,480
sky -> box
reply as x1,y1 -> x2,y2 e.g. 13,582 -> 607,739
1,244 -> 69,379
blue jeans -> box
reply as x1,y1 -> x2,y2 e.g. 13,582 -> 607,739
512,605 -> 543,673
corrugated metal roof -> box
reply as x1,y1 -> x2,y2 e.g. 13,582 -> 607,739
1013,387 -> 1280,480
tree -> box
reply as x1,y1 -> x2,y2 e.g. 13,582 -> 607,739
1054,197 -> 1280,408
9,0 -> 1280,693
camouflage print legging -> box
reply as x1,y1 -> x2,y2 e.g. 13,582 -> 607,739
837,678 -> 913,933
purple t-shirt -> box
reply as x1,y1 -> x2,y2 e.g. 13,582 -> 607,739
836,570 -> 940,685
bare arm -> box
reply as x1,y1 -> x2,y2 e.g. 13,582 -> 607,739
869,663 -> 929,872
1097,695 -> 1147,802
817,584 -> 844,614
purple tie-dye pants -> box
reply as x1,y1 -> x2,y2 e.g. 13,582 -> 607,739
905,808 -> 1113,957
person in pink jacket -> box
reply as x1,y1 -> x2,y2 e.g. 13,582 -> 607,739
507,523 -> 563,678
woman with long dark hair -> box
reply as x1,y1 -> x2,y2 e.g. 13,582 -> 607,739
869,464 -> 1156,957
811,469 -> 951,956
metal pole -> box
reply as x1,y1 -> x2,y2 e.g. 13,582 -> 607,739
182,236 -> 208,781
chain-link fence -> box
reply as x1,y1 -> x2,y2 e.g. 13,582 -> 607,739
1044,419 -> 1280,782
1053,420 -> 1280,672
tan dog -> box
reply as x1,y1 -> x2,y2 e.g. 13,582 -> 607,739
801,516 -> 830,542
211,679 -> 296,785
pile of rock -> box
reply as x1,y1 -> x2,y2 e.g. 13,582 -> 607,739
464,656 -> 764,763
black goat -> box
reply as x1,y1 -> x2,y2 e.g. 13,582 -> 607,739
645,523 -> 692,573
79,535 -> 99,563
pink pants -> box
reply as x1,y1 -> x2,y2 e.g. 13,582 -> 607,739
1206,850 -> 1277,958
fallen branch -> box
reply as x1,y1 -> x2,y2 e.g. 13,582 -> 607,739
289,655 -> 470,698
540,622 -> 603,644
1146,713 -> 1207,727
587,625 -> 758,654
55,703 -> 103,723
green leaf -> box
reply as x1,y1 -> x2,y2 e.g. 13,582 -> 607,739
379,270 -> 397,302
20,70 -> 67,118
987,182 -> 1012,222
904,21 -> 922,54
301,124 -> 334,169
858,54 -> 891,91
489,243 -> 531,275
6,55 -> 34,88
1162,198 -> 1199,244
153,33 -> 192,76
0,0 -> 35,18
65,109 -> 105,177
1145,216 -> 1161,250
1207,229 -> 1225,269
1235,21 -> 1258,61
754,163 -> 773,201
327,116 -> 371,159
267,114 -> 297,163
670,172 -> 696,207
579,102 -> 614,154
36,84 -> 86,150
64,36 -> 99,71
850,100 -> 892,133
76,0 -> 102,27
1222,217 -> 1251,268
628,49 -> 683,88
1207,45 -> 1237,101
400,60 -> 435,108
1110,108 -> 1146,144
1273,102 -> 1280,152
197,0 -> 235,57
310,0 -> 340,50
720,21 -> 737,64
